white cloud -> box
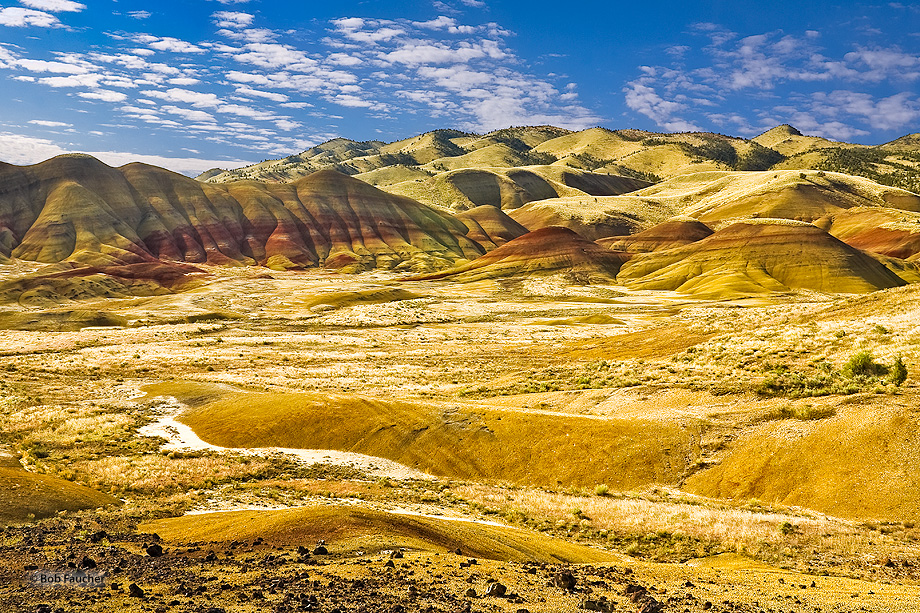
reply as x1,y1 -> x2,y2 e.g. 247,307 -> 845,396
161,105 -> 216,122
415,16 -> 456,30
623,26 -> 920,137
28,119 -> 72,127
213,11 -> 253,28
333,17 -> 405,44
38,73 -> 103,87
127,10 -> 151,19
235,84 -> 288,102
0,131 -> 65,163
141,87 -> 222,107
0,7 -> 61,27
78,90 -> 128,102
16,58 -> 88,73
135,35 -> 206,54
87,151 -> 253,175
326,52 -> 362,66
19,0 -> 85,12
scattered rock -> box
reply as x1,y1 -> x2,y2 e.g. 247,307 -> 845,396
80,556 -> 97,569
554,571 -> 577,591
35,605 -> 52,613
146,543 -> 164,557
129,583 -> 145,598
313,545 -> 328,555
89,530 -> 108,543
465,588 -> 476,597
485,582 -> 507,597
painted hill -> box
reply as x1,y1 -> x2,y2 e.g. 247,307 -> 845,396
598,216 -> 713,252
509,170 -> 920,245
0,157 -> 491,273
411,226 -> 630,283
617,219 -> 909,297
454,205 -> 529,249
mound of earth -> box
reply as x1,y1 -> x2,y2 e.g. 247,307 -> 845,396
0,157 -> 485,273
598,217 -> 713,252
0,453 -> 117,525
819,207 -> 920,260
410,226 -> 630,283
685,401 -> 920,522
177,387 -> 692,490
617,219 -> 908,297
141,506 -> 618,563
455,205 -> 529,249
508,195 -> 675,240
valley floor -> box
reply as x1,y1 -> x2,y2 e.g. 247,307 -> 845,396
2,268 -> 920,611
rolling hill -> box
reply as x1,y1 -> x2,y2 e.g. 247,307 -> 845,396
411,226 -> 630,283
202,124 -> 920,196
0,157 -> 494,274
616,219 -> 910,297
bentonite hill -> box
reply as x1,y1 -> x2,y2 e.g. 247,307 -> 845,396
4,124 -> 920,613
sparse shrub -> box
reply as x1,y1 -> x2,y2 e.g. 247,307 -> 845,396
594,484 -> 610,497
889,356 -> 908,386
779,521 -> 796,536
843,350 -> 887,378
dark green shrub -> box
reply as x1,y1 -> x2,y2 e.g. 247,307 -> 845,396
889,356 -> 908,386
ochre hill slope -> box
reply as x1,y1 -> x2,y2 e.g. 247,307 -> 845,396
410,226 -> 630,283
598,216 -> 713,253
142,506 -> 618,563
820,207 -> 920,260
178,389 -> 692,490
0,157 -> 489,272
685,399 -> 920,522
0,453 -> 117,525
511,170 -> 920,245
617,219 -> 908,297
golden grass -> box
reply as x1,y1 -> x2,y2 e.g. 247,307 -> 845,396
140,505 -> 620,563
70,453 -> 283,493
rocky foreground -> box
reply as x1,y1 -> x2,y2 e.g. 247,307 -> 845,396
3,514 -> 919,613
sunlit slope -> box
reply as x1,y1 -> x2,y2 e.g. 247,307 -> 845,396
617,220 -> 908,297
513,170 -> 920,243
201,124 -> 920,192
0,453 -> 117,525
0,158 -> 488,272
508,195 -> 676,240
178,390 -> 693,490
383,166 -> 648,212
411,226 -> 630,282
141,506 -> 619,563
685,401 -> 920,522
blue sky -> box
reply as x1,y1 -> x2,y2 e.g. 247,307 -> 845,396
0,0 -> 917,174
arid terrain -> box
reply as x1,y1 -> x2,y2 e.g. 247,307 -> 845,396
3,124 -> 920,612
